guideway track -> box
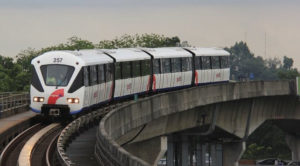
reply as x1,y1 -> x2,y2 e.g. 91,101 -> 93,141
0,122 -> 63,166
0,123 -> 44,166
18,123 -> 62,166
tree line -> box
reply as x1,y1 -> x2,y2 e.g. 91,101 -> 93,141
1,34 -> 299,91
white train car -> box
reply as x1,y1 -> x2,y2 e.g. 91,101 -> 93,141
30,50 -> 114,116
185,47 -> 230,85
144,47 -> 193,91
104,48 -> 152,99
30,47 -> 230,117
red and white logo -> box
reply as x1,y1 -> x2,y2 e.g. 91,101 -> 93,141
48,89 -> 64,104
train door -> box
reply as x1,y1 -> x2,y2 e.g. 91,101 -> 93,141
83,66 -> 92,107
182,57 -> 193,86
152,59 -> 161,91
171,58 -> 182,88
89,65 -> 99,105
201,57 -> 212,83
97,64 -> 106,103
105,63 -> 114,100
141,60 -> 151,93
211,56 -> 222,82
194,56 -> 202,85
132,61 -> 141,94
220,56 -> 230,82
161,58 -> 172,90
114,62 -> 122,98
121,62 -> 132,97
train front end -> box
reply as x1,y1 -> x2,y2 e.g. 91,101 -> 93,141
30,51 -> 84,117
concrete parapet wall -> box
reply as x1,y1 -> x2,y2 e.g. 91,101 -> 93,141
96,80 -> 296,165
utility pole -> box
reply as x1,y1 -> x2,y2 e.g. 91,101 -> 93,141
265,32 -> 267,58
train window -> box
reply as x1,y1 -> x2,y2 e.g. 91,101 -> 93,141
105,63 -> 113,82
90,66 -> 98,86
202,57 -> 211,70
31,66 -> 44,92
195,56 -> 202,70
84,66 -> 89,86
132,61 -> 141,77
211,56 -> 221,69
68,68 -> 84,93
141,60 -> 151,76
122,62 -> 132,79
161,58 -> 171,73
115,62 -> 121,80
41,64 -> 75,87
153,59 -> 161,74
98,65 -> 105,84
182,57 -> 192,72
221,56 -> 229,68
171,58 -> 181,73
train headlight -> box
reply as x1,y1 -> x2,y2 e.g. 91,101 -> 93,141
67,98 -> 73,103
74,98 -> 80,104
67,98 -> 80,104
33,97 -> 44,102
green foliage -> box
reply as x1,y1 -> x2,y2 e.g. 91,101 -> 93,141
283,56 -> 293,70
226,41 -> 299,81
96,34 -> 180,48
243,121 -> 291,160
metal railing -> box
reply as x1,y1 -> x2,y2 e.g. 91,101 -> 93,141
0,93 -> 30,118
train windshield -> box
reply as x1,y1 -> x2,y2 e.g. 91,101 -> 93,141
41,65 -> 75,87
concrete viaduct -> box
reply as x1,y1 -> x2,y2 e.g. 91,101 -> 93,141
96,80 -> 300,166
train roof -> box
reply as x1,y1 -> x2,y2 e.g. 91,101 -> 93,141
102,48 -> 151,62
32,47 -> 230,66
185,47 -> 230,56
67,50 -> 114,65
31,50 -> 113,66
143,47 -> 192,59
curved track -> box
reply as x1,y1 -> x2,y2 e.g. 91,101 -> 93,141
0,123 -> 63,166
18,123 -> 62,166
0,123 -> 44,166
30,124 -> 62,166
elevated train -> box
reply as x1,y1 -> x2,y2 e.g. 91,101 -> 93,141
30,47 -> 230,117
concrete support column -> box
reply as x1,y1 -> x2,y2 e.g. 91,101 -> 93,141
124,136 -> 167,165
181,135 -> 189,166
211,144 -> 216,166
286,134 -> 300,161
167,136 -> 174,166
223,141 -> 245,166
202,144 -> 208,166
216,144 -> 223,166
196,143 -> 202,166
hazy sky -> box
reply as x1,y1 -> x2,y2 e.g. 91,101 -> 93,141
1,0 -> 300,67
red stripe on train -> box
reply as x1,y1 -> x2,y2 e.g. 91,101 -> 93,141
47,89 -> 64,104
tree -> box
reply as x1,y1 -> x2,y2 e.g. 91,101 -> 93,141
277,69 -> 299,80
243,120 -> 291,160
96,34 -> 180,48
225,41 -> 298,81
283,56 -> 293,70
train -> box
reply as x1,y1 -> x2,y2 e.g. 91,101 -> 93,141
30,47 -> 230,117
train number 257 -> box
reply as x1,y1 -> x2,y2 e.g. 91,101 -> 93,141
53,58 -> 63,63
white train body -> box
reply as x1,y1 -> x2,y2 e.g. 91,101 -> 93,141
30,47 -> 230,116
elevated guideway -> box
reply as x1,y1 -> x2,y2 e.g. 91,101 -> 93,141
96,80 -> 300,166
